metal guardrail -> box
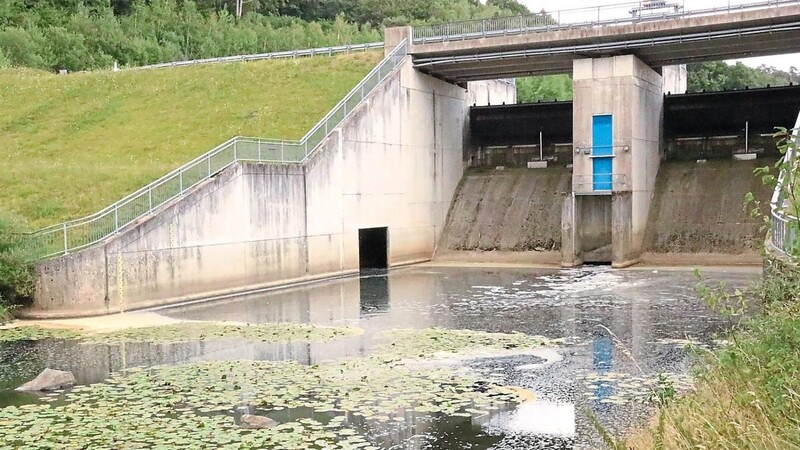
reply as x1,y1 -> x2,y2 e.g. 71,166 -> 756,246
412,0 -> 800,44
22,40 -> 409,260
770,111 -> 800,256
132,42 -> 384,70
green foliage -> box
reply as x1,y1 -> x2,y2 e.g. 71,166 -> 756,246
687,61 -> 795,93
0,47 -> 9,68
0,0 -> 529,71
516,74 -> 572,103
748,127 -> 800,256
0,211 -> 34,315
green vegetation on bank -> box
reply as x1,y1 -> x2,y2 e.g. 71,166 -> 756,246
626,267 -> 800,449
0,213 -> 34,322
0,51 -> 381,227
0,0 -> 528,72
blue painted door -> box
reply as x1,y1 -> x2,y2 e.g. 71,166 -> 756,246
592,115 -> 613,191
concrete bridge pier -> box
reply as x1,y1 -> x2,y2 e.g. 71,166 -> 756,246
562,55 -> 664,267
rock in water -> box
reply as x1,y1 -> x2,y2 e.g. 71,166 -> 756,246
16,369 -> 76,392
240,414 -> 278,429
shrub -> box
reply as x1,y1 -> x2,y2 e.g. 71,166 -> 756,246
0,212 -> 34,313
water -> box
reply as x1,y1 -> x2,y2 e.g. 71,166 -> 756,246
0,265 -> 758,448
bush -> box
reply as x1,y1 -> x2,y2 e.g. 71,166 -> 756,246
0,212 -> 34,314
0,27 -> 46,69
0,47 -> 10,68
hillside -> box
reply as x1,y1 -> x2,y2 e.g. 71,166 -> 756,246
0,51 -> 382,228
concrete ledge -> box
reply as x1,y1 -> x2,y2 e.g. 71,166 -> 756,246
527,161 -> 548,169
434,250 -> 561,266
612,258 -> 640,269
733,153 -> 758,161
640,252 -> 762,266
19,268 -> 360,320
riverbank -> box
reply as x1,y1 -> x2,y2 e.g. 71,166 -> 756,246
625,262 -> 800,449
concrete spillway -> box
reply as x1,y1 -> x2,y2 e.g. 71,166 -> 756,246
643,159 -> 773,261
436,167 -> 570,264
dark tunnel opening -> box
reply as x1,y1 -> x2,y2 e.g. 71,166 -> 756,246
358,227 -> 388,271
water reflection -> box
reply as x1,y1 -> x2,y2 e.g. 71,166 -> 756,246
0,265 -> 758,447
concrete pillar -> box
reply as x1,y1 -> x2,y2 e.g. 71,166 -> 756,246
566,55 -> 663,267
662,65 -> 688,95
384,26 -> 412,56
561,194 -> 582,267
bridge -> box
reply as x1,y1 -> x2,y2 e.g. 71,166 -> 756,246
385,1 -> 800,82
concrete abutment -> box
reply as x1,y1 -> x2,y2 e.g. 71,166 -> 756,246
28,58 -> 515,318
562,55 -> 663,267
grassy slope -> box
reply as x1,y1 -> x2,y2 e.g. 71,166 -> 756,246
0,51 -> 381,228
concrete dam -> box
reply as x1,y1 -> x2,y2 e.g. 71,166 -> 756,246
23,4 -> 800,317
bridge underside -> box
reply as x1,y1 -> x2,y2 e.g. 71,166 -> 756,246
409,6 -> 800,82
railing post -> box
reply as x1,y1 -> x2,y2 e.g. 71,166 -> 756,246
179,171 -> 184,193
62,223 -> 68,255
233,140 -> 238,161
114,206 -> 119,233
148,186 -> 153,213
207,155 -> 211,177
281,142 -> 285,161
258,140 -> 262,161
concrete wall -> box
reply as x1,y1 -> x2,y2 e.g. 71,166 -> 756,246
662,65 -> 687,95
29,60 -> 515,318
643,159 -> 773,258
569,55 -> 663,266
467,80 -> 517,107
436,167 -> 570,264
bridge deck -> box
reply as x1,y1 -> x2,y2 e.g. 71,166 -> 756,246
409,3 -> 800,81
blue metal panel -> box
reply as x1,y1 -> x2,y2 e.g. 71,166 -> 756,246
592,115 -> 613,191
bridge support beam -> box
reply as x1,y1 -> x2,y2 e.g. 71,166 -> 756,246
563,55 -> 663,267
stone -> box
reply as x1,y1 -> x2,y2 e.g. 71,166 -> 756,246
16,369 -> 76,392
240,414 -> 278,429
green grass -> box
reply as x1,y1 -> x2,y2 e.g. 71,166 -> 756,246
0,51 -> 382,228
626,266 -> 800,450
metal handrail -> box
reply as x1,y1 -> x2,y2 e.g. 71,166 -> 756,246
770,111 -> 800,256
411,0 -> 800,44
133,42 -> 384,70
22,40 -> 409,260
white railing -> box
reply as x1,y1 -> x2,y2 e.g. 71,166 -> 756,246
770,111 -> 800,256
132,42 -> 384,70
22,40 -> 409,260
412,0 -> 800,44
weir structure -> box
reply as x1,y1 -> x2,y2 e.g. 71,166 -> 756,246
393,0 -> 800,267
21,0 -> 800,317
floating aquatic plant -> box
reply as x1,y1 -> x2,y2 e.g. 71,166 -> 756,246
578,371 -> 693,405
0,326 -> 82,342
372,327 -> 554,359
0,322 -> 358,345
0,340 -> 525,449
